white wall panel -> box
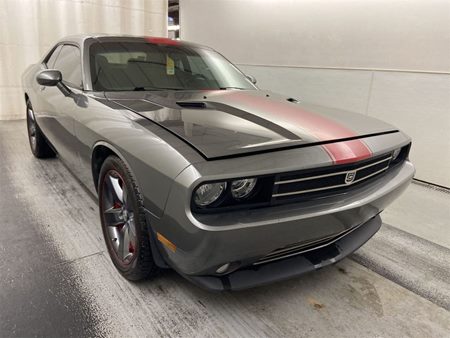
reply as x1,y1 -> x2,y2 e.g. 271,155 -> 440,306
0,0 -> 167,120
181,0 -> 450,72
367,72 -> 450,187
181,0 -> 450,187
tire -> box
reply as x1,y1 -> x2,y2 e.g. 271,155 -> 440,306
98,155 -> 158,281
26,99 -> 55,158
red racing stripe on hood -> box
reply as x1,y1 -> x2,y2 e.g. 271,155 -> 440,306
230,93 -> 372,164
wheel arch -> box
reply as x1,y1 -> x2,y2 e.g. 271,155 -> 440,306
91,140 -> 169,269
91,141 -> 137,192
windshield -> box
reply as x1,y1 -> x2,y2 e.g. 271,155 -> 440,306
89,41 -> 256,91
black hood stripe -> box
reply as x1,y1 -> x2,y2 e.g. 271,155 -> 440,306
208,102 -> 301,141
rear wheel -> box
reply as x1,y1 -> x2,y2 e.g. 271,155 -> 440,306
26,99 -> 55,158
98,155 -> 158,281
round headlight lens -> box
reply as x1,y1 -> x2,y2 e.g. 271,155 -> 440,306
392,148 -> 401,160
194,182 -> 227,207
231,178 -> 257,199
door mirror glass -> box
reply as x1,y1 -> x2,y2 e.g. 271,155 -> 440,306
246,74 -> 257,84
36,69 -> 62,86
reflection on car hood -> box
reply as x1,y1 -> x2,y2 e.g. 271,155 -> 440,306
105,90 -> 398,161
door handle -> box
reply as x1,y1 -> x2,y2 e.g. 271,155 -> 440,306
40,86 -> 46,91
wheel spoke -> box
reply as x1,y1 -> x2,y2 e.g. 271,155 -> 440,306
107,227 -> 120,251
28,122 -> 36,136
128,214 -> 136,237
117,225 -> 125,258
102,169 -> 136,264
118,223 -> 132,260
103,206 -> 125,227
122,184 -> 128,205
27,108 -> 37,147
27,108 -> 34,119
109,175 -> 124,203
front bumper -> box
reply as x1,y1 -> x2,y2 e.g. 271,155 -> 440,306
183,214 -> 381,291
146,160 -> 414,288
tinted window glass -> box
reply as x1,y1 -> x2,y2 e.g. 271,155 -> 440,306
46,45 -> 62,68
53,45 -> 82,88
89,42 -> 255,91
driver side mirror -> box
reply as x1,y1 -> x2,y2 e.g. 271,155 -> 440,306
36,69 -> 62,86
36,69 -> 72,96
246,74 -> 257,84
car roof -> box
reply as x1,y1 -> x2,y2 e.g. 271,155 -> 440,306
56,34 -> 210,49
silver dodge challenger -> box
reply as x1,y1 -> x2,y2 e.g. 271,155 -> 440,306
22,35 -> 415,291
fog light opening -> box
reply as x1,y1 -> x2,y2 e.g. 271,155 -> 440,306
215,261 -> 241,275
216,263 -> 230,274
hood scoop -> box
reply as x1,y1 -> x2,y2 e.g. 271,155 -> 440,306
176,101 -> 207,109
287,97 -> 299,103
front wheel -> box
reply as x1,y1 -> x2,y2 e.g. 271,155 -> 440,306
98,155 -> 158,281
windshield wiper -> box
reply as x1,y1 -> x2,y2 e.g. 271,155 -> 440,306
133,86 -> 184,91
219,87 -> 245,90
133,87 -> 164,91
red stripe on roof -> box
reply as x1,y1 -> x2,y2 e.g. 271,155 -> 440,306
230,93 -> 372,164
145,37 -> 179,45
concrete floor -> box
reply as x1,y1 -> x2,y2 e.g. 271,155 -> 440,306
0,120 -> 449,337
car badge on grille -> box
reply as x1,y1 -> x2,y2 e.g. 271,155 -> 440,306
345,170 -> 356,184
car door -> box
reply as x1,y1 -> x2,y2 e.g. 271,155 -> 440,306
36,44 -> 83,169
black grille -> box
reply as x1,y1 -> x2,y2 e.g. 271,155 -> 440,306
273,153 -> 393,201
254,223 -> 361,265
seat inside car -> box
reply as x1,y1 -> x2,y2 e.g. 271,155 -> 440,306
93,52 -> 205,91
94,55 -> 138,90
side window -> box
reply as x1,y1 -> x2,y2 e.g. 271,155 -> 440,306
45,45 -> 62,69
53,45 -> 82,88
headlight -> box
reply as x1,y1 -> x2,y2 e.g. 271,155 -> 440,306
231,178 -> 257,199
194,182 -> 227,206
192,176 -> 274,212
392,148 -> 401,160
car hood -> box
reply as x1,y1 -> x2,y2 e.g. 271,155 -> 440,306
105,90 -> 398,160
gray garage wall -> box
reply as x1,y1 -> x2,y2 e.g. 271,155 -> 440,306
180,0 -> 450,187
0,0 -> 167,121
